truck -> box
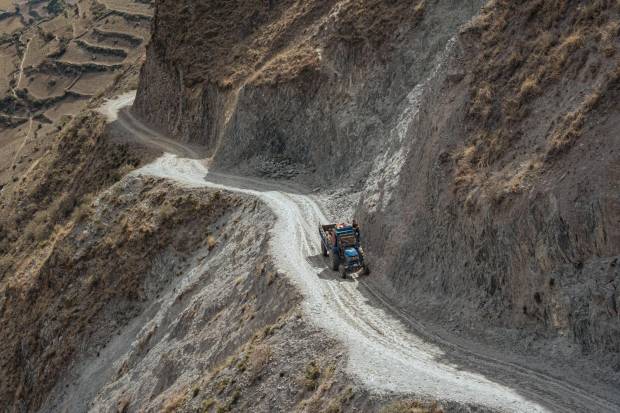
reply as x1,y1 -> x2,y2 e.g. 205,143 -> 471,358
319,222 -> 370,279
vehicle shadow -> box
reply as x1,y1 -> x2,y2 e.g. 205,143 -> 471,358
307,253 -> 358,283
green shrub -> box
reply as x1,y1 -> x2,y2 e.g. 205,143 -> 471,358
47,0 -> 65,14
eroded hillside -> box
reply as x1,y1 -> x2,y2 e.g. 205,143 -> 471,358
134,0 -> 620,394
361,0 -> 620,367
1,0 -> 619,412
0,0 -> 153,187
134,0 -> 481,180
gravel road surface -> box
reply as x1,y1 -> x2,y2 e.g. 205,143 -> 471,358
97,92 -> 620,413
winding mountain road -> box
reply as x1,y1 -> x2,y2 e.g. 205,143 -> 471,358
98,92 -> 620,413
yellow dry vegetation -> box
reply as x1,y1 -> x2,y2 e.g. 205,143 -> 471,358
156,0 -> 428,88
452,0 -> 620,205
161,391 -> 187,413
380,399 -> 444,413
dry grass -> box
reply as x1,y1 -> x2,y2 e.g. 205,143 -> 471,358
202,398 -> 216,411
155,0 -> 428,88
468,83 -> 493,121
599,20 -> 619,56
251,46 -> 321,86
247,344 -> 272,377
155,0 -> 337,87
380,399 -> 444,413
0,114 -> 142,281
0,114 -> 234,411
546,66 -> 619,158
296,362 -> 343,412
334,0 -> 426,47
207,234 -> 217,251
518,74 -> 540,101
23,209 -> 51,243
452,0 -> 620,203
302,360 -> 321,391
161,390 -> 186,413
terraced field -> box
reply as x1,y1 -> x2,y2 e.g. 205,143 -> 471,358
0,0 -> 152,186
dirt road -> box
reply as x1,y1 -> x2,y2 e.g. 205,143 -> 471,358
12,35 -> 31,98
98,92 -> 620,413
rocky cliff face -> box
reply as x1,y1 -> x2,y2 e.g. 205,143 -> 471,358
134,0 -> 484,180
135,0 -> 619,380
360,0 -> 620,364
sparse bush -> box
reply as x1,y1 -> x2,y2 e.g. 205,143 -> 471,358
91,2 -> 107,19
559,31 -> 585,53
248,345 -> 271,377
70,196 -> 94,223
215,378 -> 229,394
228,389 -> 241,407
236,353 -> 248,372
161,391 -> 186,413
47,0 -> 65,15
48,192 -> 78,221
207,234 -> 217,250
518,74 -> 540,101
381,399 -> 443,413
192,385 -> 200,398
454,0 -> 619,202
159,201 -> 176,220
468,83 -> 493,121
303,361 -> 320,391
262,325 -> 274,337
0,255 -> 14,278
23,210 -> 51,243
202,398 -> 216,411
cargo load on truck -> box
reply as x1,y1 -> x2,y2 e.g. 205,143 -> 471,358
318,221 -> 369,279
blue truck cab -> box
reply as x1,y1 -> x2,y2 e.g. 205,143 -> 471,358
319,223 -> 370,278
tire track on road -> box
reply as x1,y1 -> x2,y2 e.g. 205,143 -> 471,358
97,92 -> 620,413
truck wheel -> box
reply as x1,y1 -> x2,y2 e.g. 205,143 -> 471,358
339,265 -> 347,279
321,242 -> 328,257
331,253 -> 340,271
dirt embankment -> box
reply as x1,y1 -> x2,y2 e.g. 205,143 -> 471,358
0,112 -> 150,410
134,0 -> 620,383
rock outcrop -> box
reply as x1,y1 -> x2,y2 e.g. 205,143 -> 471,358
134,0 -> 484,179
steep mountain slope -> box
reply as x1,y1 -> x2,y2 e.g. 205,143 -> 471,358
134,0 -> 484,180
134,0 -> 620,392
0,107 -> 379,412
1,0 -> 618,411
0,106 -> 461,412
0,0 -> 153,186
360,0 -> 620,369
